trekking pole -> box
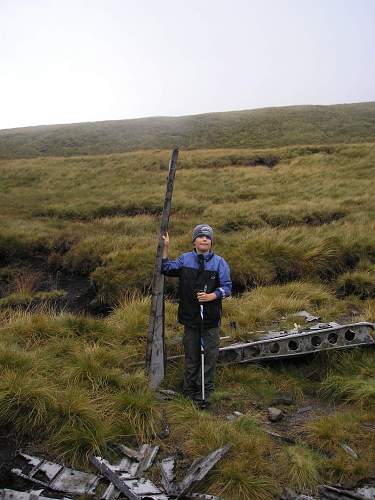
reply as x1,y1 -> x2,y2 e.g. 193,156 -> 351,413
199,285 -> 208,406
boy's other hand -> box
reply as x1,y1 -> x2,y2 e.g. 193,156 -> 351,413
197,292 -> 216,302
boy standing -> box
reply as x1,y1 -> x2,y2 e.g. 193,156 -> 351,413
162,224 -> 232,403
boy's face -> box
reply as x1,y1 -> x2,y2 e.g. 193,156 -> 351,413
194,235 -> 212,253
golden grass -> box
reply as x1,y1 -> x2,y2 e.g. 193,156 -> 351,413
0,141 -> 374,490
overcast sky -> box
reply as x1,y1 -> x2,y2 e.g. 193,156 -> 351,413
1,0 -> 374,130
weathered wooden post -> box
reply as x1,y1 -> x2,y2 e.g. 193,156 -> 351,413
146,147 -> 179,389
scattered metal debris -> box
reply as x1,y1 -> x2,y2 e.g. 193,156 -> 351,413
155,445 -> 231,498
318,484 -> 369,499
101,481 -> 121,500
175,444 -> 231,499
124,478 -> 168,499
136,445 -> 160,477
92,456 -> 168,500
106,444 -> 159,478
356,483 -> 375,498
219,322 -> 374,364
340,443 -> 359,460
91,457 -> 141,500
226,411 -> 243,421
160,457 -> 176,495
93,444 -> 163,500
295,310 -> 321,322
117,444 -> 144,461
189,495 -> 221,499
160,458 -> 178,497
264,429 -> 296,444
11,453 -> 99,495
0,490 -> 71,500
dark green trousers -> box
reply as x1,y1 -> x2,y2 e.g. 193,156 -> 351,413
183,325 -> 220,399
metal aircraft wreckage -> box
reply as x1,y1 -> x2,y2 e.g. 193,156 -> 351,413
145,149 -> 374,388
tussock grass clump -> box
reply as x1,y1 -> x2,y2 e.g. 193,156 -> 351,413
336,268 -> 375,299
319,350 -> 375,407
50,420 -> 108,466
167,400 -> 280,499
216,363 -> 305,407
106,294 -> 151,346
65,343 -> 125,390
0,370 -> 56,434
1,314 -> 70,347
304,409 -> 375,483
0,345 -> 35,373
49,388 -> 108,465
0,290 -> 67,308
305,410 -> 363,450
90,244 -> 156,303
61,315 -> 114,343
210,465 -> 280,500
360,298 -> 375,322
114,387 -> 159,442
279,445 -> 323,494
221,281 -> 332,336
321,376 -> 375,407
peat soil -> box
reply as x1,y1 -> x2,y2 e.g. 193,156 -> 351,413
0,260 -> 110,316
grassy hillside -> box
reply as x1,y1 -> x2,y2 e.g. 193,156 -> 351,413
0,141 -> 374,497
1,102 -> 375,159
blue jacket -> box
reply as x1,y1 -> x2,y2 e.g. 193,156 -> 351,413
162,250 -> 232,328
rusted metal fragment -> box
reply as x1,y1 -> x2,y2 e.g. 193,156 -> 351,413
176,444 -> 231,499
218,322 -> 374,364
11,453 -> 99,495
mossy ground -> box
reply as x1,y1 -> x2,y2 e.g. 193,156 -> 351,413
0,142 -> 374,498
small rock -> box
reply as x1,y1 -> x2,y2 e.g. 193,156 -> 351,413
268,407 -> 283,422
233,411 -> 244,417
